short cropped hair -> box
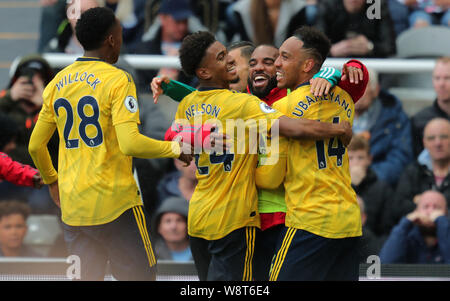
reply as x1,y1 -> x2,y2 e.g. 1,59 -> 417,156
0,201 -> 31,221
75,7 -> 117,51
179,31 -> 216,77
292,26 -> 331,72
227,41 -> 255,61
348,134 -> 370,153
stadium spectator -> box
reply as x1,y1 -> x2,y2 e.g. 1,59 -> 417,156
43,0 -> 146,54
388,0 -> 450,36
227,41 -> 255,92
0,201 -> 41,257
224,0 -> 316,47
43,0 -> 100,54
151,196 -> 192,261
0,55 -> 57,167
348,134 -> 394,239
352,68 -> 413,186
391,118 -> 450,226
0,112 -> 43,191
315,0 -> 397,58
37,0 -> 67,53
357,195 -> 385,263
0,56 -> 57,213
133,0 -> 198,93
379,190 -> 450,264
411,57 -> 450,158
156,158 -> 197,211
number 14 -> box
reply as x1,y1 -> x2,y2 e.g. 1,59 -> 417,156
315,116 -> 346,169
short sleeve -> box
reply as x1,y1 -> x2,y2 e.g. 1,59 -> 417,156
110,71 -> 141,126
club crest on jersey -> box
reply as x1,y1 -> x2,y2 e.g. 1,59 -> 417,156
259,102 -> 276,114
124,96 -> 138,113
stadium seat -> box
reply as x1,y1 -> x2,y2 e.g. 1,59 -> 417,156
396,26 -> 450,59
24,215 -> 62,256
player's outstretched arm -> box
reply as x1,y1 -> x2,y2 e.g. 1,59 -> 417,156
115,121 -> 193,165
278,115 -> 353,146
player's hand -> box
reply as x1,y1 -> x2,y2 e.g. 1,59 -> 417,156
48,180 -> 60,208
340,121 -> 353,147
178,142 -> 194,167
341,63 -> 363,84
150,76 -> 171,104
32,172 -> 44,189
310,77 -> 332,97
206,129 -> 230,154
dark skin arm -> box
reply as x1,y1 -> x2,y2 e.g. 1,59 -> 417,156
278,116 -> 353,146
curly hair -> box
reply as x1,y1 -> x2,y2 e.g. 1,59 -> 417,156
0,201 -> 31,221
179,31 -> 216,77
293,26 -> 331,72
75,7 -> 117,51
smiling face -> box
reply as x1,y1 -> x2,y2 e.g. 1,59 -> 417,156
248,45 -> 279,98
198,41 -> 237,88
228,48 -> 249,92
275,37 -> 312,90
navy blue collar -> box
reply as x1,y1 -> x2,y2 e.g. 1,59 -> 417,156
198,86 -> 224,91
295,81 -> 310,90
76,57 -> 104,62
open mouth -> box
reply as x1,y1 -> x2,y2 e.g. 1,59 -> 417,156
276,71 -> 284,82
227,64 -> 237,76
252,74 -> 269,88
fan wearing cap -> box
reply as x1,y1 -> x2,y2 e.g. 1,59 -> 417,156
134,0 -> 198,93
151,196 -> 192,261
0,55 -> 58,168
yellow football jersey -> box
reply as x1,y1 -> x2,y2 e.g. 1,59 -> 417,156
175,88 -> 283,240
272,84 -> 362,239
39,57 -> 144,226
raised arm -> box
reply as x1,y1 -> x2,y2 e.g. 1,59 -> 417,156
150,76 -> 196,104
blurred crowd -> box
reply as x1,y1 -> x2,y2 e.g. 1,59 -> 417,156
0,0 -> 450,266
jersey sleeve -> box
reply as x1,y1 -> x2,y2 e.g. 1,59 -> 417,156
110,71 -> 141,126
338,59 -> 369,103
39,81 -> 57,123
161,79 -> 196,102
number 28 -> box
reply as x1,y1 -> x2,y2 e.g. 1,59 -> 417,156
54,96 -> 103,149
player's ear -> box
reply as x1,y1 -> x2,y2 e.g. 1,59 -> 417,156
302,58 -> 316,73
196,67 -> 212,80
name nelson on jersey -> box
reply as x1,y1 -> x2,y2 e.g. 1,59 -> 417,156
185,103 -> 222,120
292,91 -> 353,119
55,72 -> 101,91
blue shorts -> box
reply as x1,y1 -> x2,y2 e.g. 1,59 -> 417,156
62,205 -> 156,280
269,227 -> 361,281
189,227 -> 256,281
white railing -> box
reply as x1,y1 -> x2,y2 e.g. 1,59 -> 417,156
42,53 -> 436,73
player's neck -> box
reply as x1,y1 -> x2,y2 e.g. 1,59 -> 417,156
198,79 -> 229,90
292,73 -> 313,91
83,49 -> 110,63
